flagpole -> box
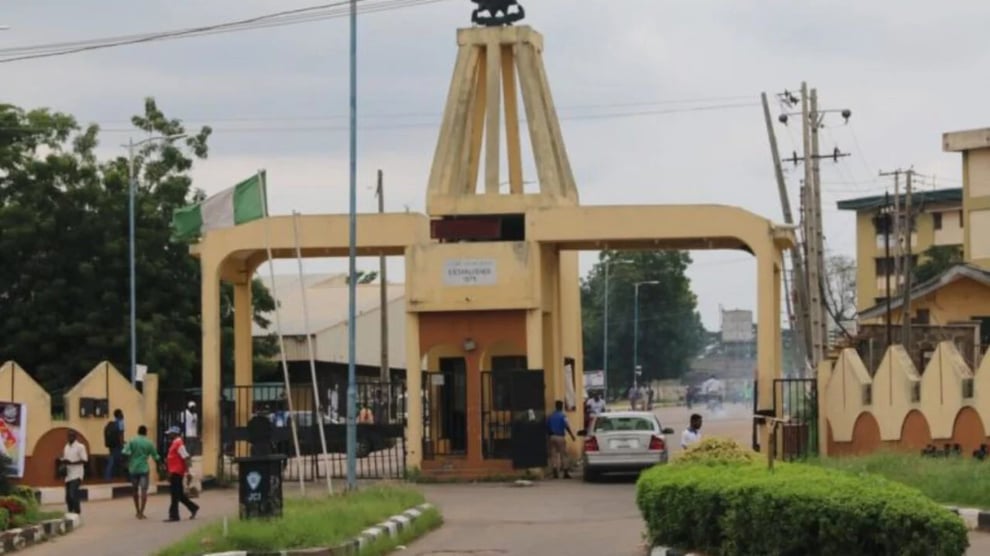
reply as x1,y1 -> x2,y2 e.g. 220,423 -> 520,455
345,0 -> 359,490
258,170 -> 306,496
291,211 -> 333,495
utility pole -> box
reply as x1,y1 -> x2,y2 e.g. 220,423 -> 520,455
801,82 -> 825,367
879,192 -> 893,349
761,92 -> 808,373
376,170 -> 389,383
809,88 -> 828,351
901,170 -> 915,349
777,84 -> 851,369
891,171 -> 902,297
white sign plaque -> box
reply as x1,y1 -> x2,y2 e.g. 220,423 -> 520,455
443,259 -> 497,286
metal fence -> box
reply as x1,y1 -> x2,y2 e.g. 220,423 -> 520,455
772,378 -> 818,460
217,379 -> 407,482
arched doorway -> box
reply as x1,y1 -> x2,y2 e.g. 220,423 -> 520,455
900,410 -> 932,451
951,407 -> 986,454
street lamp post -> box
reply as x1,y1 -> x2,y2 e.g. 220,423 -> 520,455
632,280 -> 660,390
124,134 -> 185,386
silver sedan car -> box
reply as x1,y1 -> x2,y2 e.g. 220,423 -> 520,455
579,411 -> 674,481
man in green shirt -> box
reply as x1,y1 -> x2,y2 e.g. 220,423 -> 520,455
122,425 -> 160,519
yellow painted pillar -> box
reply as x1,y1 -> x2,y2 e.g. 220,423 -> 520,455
756,246 -> 781,455
559,250 -> 583,456
526,308 -> 544,371
201,259 -> 222,478
755,247 -> 779,412
233,280 -> 254,459
405,312 -> 423,469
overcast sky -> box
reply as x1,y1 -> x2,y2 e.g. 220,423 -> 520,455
2,0 -> 986,330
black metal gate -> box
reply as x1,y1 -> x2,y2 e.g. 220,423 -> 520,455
158,389 -> 201,457
752,378 -> 818,460
479,370 -> 547,469
218,379 -> 407,482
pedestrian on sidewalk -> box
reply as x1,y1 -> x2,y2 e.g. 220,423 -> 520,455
103,409 -> 125,480
60,430 -> 88,515
122,425 -> 160,519
546,400 -> 576,479
164,426 -> 199,522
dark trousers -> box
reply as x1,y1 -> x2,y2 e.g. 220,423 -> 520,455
168,473 -> 199,520
65,479 -> 81,514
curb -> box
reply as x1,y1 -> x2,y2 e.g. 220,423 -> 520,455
204,503 -> 435,556
944,506 -> 990,532
650,548 -> 699,556
0,513 -> 81,553
32,476 -> 220,505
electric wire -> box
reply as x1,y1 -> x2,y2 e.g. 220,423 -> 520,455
0,0 -> 450,63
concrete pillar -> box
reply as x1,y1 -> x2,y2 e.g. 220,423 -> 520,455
405,311 -> 423,470
200,259 -> 222,478
233,280 -> 254,459
141,373 -> 160,488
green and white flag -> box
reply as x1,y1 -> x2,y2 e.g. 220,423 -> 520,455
171,172 -> 268,241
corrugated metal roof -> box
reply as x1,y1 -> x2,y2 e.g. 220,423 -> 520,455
253,273 -> 405,336
835,187 -> 962,212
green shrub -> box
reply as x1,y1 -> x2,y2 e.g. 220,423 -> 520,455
636,462 -> 969,556
0,508 -> 9,531
674,437 -> 758,466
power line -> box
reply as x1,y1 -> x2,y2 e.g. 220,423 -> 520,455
0,100 -> 761,134
0,0 -> 449,64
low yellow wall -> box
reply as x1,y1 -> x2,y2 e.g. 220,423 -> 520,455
822,342 -> 988,455
0,361 -> 158,487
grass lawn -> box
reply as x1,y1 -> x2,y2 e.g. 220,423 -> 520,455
816,452 -> 990,509
157,485 -> 433,556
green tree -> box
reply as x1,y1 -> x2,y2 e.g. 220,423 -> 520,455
581,250 -> 706,390
913,245 -> 963,284
0,99 -> 275,392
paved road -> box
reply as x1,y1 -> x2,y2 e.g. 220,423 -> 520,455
413,479 -> 649,556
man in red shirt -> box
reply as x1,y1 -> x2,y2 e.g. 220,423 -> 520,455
164,426 -> 199,522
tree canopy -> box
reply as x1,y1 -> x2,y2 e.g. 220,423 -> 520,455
0,99 -> 274,392
581,250 -> 706,389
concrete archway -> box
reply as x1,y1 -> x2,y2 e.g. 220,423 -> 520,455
951,407 -> 986,454
849,412 -> 882,455
900,410 -> 933,451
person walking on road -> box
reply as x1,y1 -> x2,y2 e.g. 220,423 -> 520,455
681,414 -> 703,449
122,425 -> 160,519
547,400 -> 576,479
164,426 -> 199,522
61,430 -> 88,515
103,409 -> 125,480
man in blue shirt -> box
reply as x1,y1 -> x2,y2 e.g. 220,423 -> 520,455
547,400 -> 576,478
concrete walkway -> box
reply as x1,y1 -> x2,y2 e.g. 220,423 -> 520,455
23,490 -> 237,556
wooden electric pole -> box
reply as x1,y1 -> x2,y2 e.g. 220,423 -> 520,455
901,169 -> 915,349
809,88 -> 828,352
801,82 -> 826,367
376,169 -> 389,382
762,91 -> 809,373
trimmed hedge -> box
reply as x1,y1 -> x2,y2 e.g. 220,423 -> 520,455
636,462 -> 969,556
674,437 -> 758,466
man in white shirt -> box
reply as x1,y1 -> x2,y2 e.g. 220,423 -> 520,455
61,430 -> 88,515
182,401 -> 199,455
680,413 -> 703,450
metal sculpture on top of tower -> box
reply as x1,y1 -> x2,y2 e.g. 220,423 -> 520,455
470,0 -> 525,27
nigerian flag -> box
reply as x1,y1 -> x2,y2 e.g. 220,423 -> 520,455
171,172 -> 268,241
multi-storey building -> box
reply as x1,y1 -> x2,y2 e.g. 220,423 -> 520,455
837,188 -> 963,312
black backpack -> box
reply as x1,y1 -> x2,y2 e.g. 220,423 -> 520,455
104,421 -> 120,449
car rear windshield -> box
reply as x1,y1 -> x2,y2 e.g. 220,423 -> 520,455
594,416 -> 655,432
